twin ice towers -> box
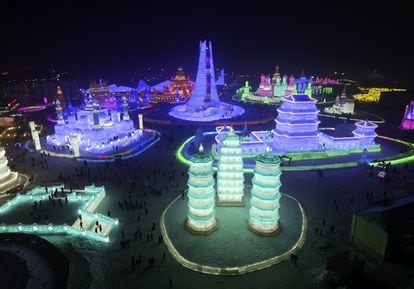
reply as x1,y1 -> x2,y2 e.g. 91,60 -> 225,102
186,128 -> 283,236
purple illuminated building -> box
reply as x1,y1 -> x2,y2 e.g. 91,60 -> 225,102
46,100 -> 142,155
255,74 -> 272,97
400,100 -> 414,130
272,94 -> 320,151
216,93 -> 379,154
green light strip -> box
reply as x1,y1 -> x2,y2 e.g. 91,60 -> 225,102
176,133 -> 414,172
369,136 -> 414,166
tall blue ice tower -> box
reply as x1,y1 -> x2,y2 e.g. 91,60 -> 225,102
186,40 -> 220,110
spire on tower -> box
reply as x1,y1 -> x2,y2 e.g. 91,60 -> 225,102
228,126 -> 235,136
198,143 -> 204,154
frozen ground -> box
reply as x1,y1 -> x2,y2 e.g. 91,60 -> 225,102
3,106 -> 414,289
0,233 -> 69,289
165,193 -> 302,267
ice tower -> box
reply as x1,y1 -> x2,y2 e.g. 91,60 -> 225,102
400,100 -> 414,130
169,41 -> 244,121
185,145 -> 217,234
56,99 -> 64,125
216,127 -> 244,206
248,148 -> 282,235
273,94 -> 320,151
186,41 -> 220,110
271,66 -> 288,98
293,71 -> 312,96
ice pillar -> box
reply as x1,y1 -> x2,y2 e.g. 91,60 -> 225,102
138,113 -> 144,130
29,121 -> 41,151
71,135 -> 80,157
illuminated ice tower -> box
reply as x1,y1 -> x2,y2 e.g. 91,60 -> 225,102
248,148 -> 282,235
400,100 -> 414,130
138,113 -> 144,130
186,40 -> 220,110
93,102 -> 101,129
169,41 -> 244,121
273,94 -> 320,151
55,99 -> 64,125
237,81 -> 252,101
186,145 -> 217,234
293,71 -> 312,96
122,96 -> 130,120
271,66 -> 288,98
217,127 -> 245,206
256,74 -> 272,97
56,85 -> 66,110
71,135 -> 80,157
29,121 -> 41,151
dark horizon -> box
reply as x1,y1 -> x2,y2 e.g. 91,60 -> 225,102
1,1 -> 413,84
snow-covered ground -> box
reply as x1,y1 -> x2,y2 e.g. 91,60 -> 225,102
4,114 -> 414,289
164,193 -> 302,267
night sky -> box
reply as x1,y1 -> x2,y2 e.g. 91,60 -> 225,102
1,1 -> 412,83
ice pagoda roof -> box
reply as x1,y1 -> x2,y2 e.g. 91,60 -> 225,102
255,151 -> 281,165
355,120 -> 378,128
190,152 -> 213,163
137,79 -> 150,91
285,94 -> 316,102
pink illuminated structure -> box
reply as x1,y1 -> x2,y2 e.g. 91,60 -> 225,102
255,74 -> 272,97
400,100 -> 414,130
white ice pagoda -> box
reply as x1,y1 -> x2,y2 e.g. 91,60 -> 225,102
216,127 -> 244,206
185,145 -> 217,234
248,148 -> 282,235
273,94 -> 320,151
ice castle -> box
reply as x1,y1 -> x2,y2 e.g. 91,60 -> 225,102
46,98 -> 143,155
216,92 -> 379,155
